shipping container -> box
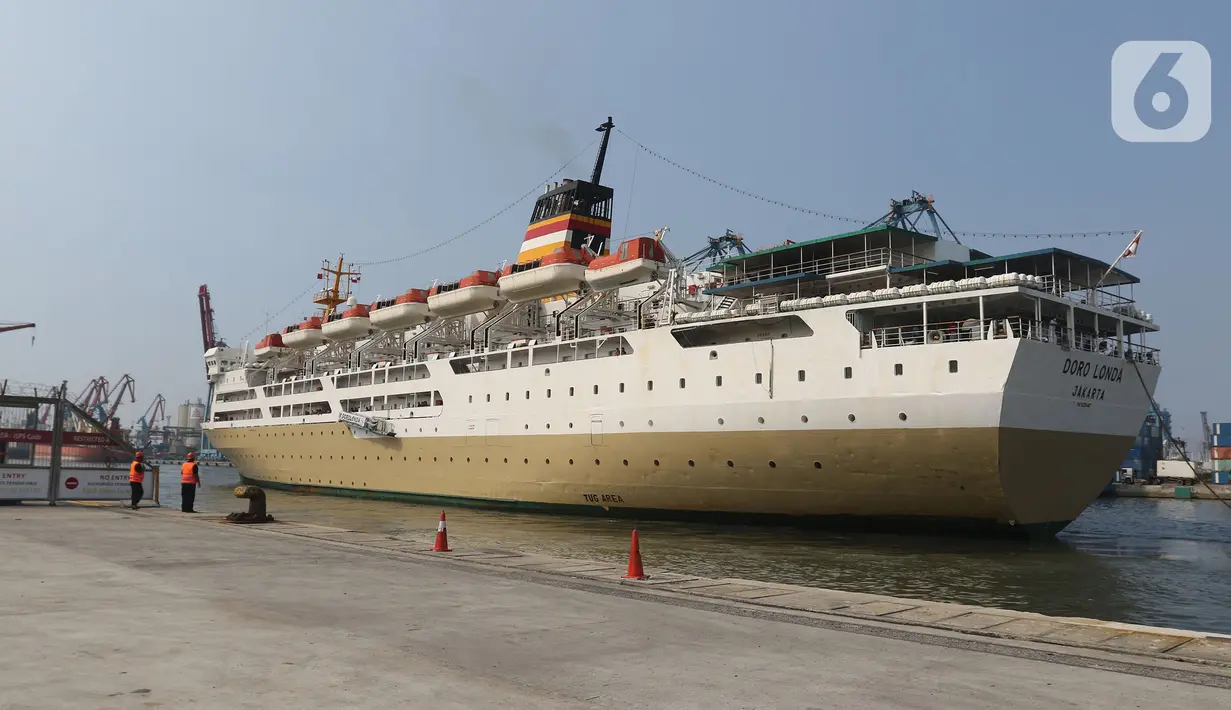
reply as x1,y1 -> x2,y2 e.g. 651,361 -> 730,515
1214,423 -> 1231,436
1215,459 -> 1231,473
1214,471 -> 1231,485
1156,460 -> 1197,480
1212,446 -> 1231,460
1210,434 -> 1231,448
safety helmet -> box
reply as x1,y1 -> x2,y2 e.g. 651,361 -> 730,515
186,452 -> 195,461
135,451 -> 144,459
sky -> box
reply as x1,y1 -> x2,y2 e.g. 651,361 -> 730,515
1,1 -> 1227,441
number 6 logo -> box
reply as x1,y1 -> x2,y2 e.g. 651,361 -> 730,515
1112,41 -> 1211,143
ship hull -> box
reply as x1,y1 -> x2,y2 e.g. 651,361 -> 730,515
208,423 -> 1131,537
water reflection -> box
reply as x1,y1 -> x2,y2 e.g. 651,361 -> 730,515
166,468 -> 1231,633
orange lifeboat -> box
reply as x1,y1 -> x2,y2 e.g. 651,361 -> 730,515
427,270 -> 503,318
321,302 -> 372,341
254,333 -> 290,360
370,288 -> 430,331
498,247 -> 591,302
585,236 -> 667,291
282,316 -> 325,350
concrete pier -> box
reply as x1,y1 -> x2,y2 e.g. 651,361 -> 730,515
1106,482 -> 1231,500
2,504 -> 1229,709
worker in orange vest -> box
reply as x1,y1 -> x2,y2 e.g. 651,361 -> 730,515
128,451 -> 145,510
180,452 -> 200,513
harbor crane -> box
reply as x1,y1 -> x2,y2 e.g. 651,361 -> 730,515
680,230 -> 752,269
102,375 -> 136,423
134,394 -> 166,448
0,321 -> 35,345
866,191 -> 962,245
198,284 -> 226,351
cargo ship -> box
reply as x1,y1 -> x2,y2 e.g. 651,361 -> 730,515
202,118 -> 1162,537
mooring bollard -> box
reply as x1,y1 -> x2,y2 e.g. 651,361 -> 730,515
224,485 -> 275,523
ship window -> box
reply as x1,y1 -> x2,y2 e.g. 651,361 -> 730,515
525,391 -> 530,399
593,385 -> 599,395
949,360 -> 959,373
715,375 -> 723,387
569,387 -> 575,396
468,395 -> 472,403
895,364 -> 903,376
798,370 -> 805,382
486,394 -> 491,402
619,382 -> 625,393
647,380 -> 653,391
547,388 -> 552,398
844,367 -> 852,379
709,350 -> 718,360
505,392 -> 510,401
755,372 -> 763,384
679,378 -> 686,389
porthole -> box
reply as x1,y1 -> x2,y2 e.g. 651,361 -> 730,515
619,421 -> 624,427
545,368 -> 551,376
525,391 -> 530,399
593,385 -> 599,395
647,380 -> 654,391
679,378 -> 686,389
524,458 -> 529,464
503,457 -> 508,463
814,461 -> 822,469
433,456 -> 437,462
899,412 -> 908,421
648,420 -> 654,427
524,424 -> 529,430
545,459 -> 550,464
569,422 -> 574,429
505,392 -> 510,401
418,456 -> 422,462
768,461 -> 777,468
466,457 -> 470,463
757,417 -> 765,424
848,414 -> 856,422
484,457 -> 489,463
449,457 -> 453,462
801,415 -> 809,423
709,350 -> 718,359
727,460 -> 734,467
654,460 -> 660,466
688,459 -> 695,467
569,387 -> 575,396
546,423 -> 551,429
547,388 -> 552,398
569,459 -> 574,465
623,459 -> 629,466
718,418 -> 724,425
594,459 -> 601,465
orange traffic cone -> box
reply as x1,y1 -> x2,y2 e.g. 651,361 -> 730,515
432,511 -> 451,552
622,529 -> 647,579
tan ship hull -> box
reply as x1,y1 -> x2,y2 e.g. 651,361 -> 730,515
208,423 -> 1129,536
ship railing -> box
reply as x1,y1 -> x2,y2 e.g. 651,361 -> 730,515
1032,274 -> 1136,311
862,317 -> 1161,365
724,248 -> 929,287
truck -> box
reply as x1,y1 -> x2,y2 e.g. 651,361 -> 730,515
1155,459 -> 1197,483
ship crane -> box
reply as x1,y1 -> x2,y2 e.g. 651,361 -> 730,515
866,191 -> 962,245
198,285 -> 226,351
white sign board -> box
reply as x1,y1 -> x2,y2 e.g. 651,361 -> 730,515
0,468 -> 51,500
59,468 -> 150,501
0,467 -> 155,501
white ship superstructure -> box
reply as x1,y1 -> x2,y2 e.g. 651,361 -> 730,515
202,121 -> 1161,537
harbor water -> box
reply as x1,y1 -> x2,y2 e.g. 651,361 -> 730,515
166,466 -> 1231,634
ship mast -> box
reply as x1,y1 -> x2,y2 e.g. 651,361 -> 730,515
313,256 -> 362,319
591,117 -> 615,184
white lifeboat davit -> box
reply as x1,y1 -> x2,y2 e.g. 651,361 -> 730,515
498,247 -> 591,303
370,288 -> 430,330
585,236 -> 667,291
321,302 -> 372,341
282,316 -> 326,350
254,333 -> 291,360
427,270 -> 504,318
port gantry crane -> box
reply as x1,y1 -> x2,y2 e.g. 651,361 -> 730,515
0,321 -> 35,345
134,394 -> 166,448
